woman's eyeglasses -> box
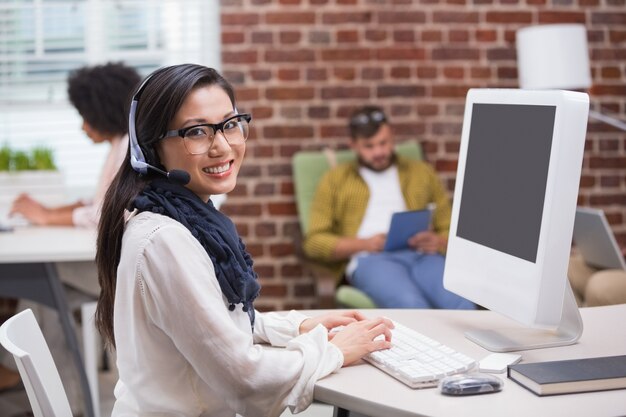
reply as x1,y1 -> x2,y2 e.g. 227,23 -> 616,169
161,113 -> 252,155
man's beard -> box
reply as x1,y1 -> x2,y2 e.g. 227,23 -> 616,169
357,152 -> 397,172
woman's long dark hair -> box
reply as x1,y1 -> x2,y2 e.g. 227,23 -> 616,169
95,64 -> 236,347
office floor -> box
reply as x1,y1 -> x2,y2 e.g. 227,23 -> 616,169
0,367 -> 337,417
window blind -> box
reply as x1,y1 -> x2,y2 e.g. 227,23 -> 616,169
0,0 -> 221,194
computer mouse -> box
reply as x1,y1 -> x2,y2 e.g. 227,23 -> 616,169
439,373 -> 503,396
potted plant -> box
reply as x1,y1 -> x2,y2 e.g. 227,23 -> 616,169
0,145 -> 65,208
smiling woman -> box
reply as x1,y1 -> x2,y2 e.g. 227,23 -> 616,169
94,63 -> 394,417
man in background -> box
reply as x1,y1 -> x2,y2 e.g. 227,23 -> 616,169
304,105 -> 473,309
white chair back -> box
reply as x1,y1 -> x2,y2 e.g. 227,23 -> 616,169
0,309 -> 73,417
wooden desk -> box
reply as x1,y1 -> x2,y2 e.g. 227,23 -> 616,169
309,305 -> 626,417
0,226 -> 97,417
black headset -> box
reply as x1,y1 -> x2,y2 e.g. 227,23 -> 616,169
128,73 -> 190,185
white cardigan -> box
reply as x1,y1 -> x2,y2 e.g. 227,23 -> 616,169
112,211 -> 343,417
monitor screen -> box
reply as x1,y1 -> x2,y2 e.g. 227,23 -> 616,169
456,104 -> 556,263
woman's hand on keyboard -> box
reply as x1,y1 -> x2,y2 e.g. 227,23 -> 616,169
299,310 -> 367,335
330,317 -> 394,366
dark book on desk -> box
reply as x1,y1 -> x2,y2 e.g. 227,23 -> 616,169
507,355 -> 626,396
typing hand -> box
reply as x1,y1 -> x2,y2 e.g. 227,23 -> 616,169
408,231 -> 444,254
330,317 -> 394,366
299,310 -> 367,335
10,194 -> 49,225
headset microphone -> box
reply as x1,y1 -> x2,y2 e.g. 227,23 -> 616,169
128,74 -> 191,185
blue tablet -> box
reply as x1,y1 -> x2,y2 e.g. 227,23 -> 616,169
384,209 -> 431,252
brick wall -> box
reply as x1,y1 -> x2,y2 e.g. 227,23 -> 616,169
220,0 -> 626,311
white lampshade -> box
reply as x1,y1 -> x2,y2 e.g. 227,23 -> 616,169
516,24 -> 591,90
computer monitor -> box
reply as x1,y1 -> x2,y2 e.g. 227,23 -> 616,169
444,88 -> 589,352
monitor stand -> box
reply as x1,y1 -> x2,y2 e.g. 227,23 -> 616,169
465,282 -> 583,352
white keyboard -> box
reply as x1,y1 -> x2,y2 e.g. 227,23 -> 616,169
364,321 -> 477,389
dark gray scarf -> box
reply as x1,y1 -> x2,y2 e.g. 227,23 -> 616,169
133,178 -> 260,329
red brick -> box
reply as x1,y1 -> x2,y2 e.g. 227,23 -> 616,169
393,30 -> 416,43
433,11 -> 480,23
600,176 -> 621,187
222,13 -> 260,26
591,84 -> 626,96
476,29 -> 497,42
222,203 -> 262,216
321,86 -> 370,99
592,12 -> 626,24
538,11 -> 586,23
377,85 -> 426,98
261,284 -> 288,297
378,11 -> 426,24
321,48 -> 372,61
375,48 -> 426,60
416,104 -> 439,116
251,106 -> 273,119
265,49 -> 315,62
277,69 -> 301,81
486,47 -> 516,61
279,0 -> 302,4
601,67 -> 621,79
470,66 -> 492,78
391,105 -> 412,116
280,181 -> 295,195
266,12 -> 316,24
308,106 -> 330,118
579,175 -> 596,188
280,31 -> 302,44
251,143 -> 274,157
250,70 -> 272,82
322,11 -> 372,24
251,31 -> 273,44
255,222 -> 277,236
280,106 -> 303,119
391,66 -> 411,79
281,264 -> 304,278
443,66 -> 465,79
365,30 -> 387,42
236,87 -> 260,102
432,47 -> 479,61
264,125 -> 314,139
337,30 -> 359,43
422,30 -> 443,42
268,163 -> 293,176
432,85 -> 471,97
485,12 -> 532,24
268,203 -> 298,216
309,31 -> 331,44
222,32 -> 245,44
449,30 -> 470,43
306,68 -> 328,81
497,66 -> 518,79
589,156 -> 626,169
417,66 -> 438,79
223,51 -> 258,64
433,122 -> 462,135
254,264 -> 276,278
435,159 -> 459,172
333,67 -> 356,80
362,67 -> 384,80
609,30 -> 626,43
320,125 -> 348,138
294,283 -> 316,297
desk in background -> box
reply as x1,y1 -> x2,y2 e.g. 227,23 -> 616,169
0,226 -> 97,417
308,305 -> 626,417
